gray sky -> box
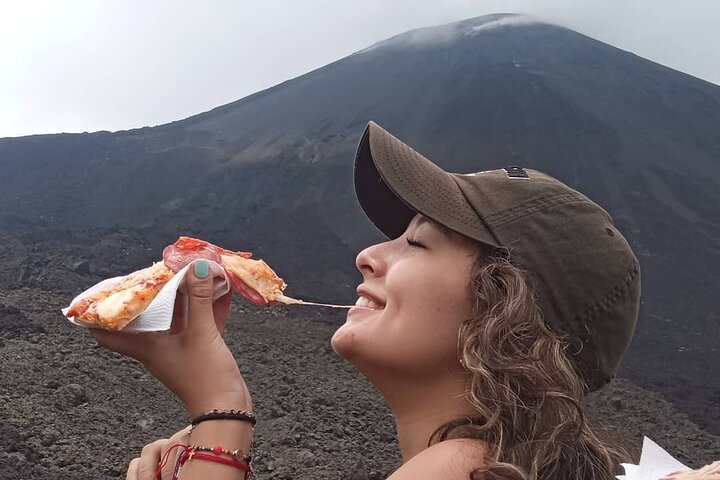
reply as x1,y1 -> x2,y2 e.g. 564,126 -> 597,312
1,0 -> 718,138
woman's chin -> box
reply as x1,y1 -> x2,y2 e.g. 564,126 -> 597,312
331,318 -> 375,363
331,306 -> 389,365
330,322 -> 357,359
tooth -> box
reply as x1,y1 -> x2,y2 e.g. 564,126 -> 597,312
356,297 -> 383,309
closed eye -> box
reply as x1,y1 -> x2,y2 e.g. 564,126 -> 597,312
406,237 -> 427,249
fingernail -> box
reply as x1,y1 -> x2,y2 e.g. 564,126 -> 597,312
194,259 -> 209,279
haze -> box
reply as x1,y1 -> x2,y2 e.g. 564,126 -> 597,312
1,0 -> 718,138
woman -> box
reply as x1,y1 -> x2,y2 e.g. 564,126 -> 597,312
95,122 -> 678,479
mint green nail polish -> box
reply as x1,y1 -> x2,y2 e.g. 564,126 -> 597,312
194,259 -> 209,279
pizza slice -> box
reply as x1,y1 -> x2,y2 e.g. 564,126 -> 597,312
65,261 -> 174,331
66,237 -> 301,330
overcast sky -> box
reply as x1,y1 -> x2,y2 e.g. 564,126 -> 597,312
1,0 -> 718,138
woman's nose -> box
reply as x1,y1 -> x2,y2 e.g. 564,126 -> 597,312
355,242 -> 388,278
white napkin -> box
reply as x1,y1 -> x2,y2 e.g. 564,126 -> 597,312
62,260 -> 230,332
617,437 -> 688,480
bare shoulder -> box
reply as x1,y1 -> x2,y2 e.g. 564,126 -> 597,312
387,439 -> 487,480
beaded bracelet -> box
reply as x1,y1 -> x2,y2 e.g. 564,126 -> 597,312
190,409 -> 257,432
193,445 -> 252,463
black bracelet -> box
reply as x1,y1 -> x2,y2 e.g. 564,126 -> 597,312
190,409 -> 257,429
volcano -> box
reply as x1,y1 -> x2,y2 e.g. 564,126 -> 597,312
1,14 -> 719,434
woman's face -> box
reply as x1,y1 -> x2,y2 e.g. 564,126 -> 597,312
332,215 -> 478,381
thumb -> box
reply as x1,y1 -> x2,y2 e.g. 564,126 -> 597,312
184,259 -> 218,335
159,427 -> 191,480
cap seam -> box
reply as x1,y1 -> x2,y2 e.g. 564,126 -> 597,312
554,257 -> 639,334
380,135 -> 480,228
559,258 -> 640,388
485,192 -> 589,228
451,176 -> 503,246
578,258 -> 640,324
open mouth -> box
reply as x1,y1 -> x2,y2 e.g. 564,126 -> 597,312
354,296 -> 385,310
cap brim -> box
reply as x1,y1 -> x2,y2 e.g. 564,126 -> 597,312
354,121 -> 496,244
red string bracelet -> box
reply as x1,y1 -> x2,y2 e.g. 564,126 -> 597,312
153,443 -> 189,480
152,443 -> 252,479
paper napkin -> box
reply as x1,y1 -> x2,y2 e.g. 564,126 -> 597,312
617,437 -> 688,480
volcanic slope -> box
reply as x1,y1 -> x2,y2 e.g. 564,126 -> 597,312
0,14 -> 718,434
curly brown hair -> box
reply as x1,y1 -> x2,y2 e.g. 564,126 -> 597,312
432,246 -> 627,480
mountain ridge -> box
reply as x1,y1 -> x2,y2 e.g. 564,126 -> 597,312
0,14 -> 719,433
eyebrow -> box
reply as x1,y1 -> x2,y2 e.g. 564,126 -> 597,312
415,216 -> 454,238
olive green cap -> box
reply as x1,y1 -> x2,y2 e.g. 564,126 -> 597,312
354,121 -> 641,391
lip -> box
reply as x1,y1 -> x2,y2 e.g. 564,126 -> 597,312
355,286 -> 386,310
347,305 -> 377,318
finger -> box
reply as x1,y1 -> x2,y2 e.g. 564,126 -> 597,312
126,457 -> 140,480
685,460 -> 720,477
213,292 -> 233,333
91,328 -> 152,363
137,439 -> 167,480
169,292 -> 188,335
160,427 -> 191,479
184,259 -> 218,335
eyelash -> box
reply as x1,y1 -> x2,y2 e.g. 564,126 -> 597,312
406,237 -> 426,249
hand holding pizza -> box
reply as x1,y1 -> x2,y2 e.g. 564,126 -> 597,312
661,461 -> 720,480
91,260 -> 252,417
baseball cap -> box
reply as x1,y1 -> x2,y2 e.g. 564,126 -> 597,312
353,121 -> 641,391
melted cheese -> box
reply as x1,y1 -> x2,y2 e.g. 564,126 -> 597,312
74,262 -> 174,330
221,254 -> 286,300
94,284 -> 143,328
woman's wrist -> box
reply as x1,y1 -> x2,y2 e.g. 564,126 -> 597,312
185,420 -> 254,479
179,363 -> 252,418
185,389 -> 253,419
189,419 -> 254,448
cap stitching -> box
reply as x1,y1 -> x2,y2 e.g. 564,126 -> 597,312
451,175 -> 503,246
558,258 -> 640,388
578,258 -> 640,324
381,137 -> 479,228
485,192 -> 588,228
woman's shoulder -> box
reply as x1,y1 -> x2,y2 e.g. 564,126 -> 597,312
388,438 -> 487,480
